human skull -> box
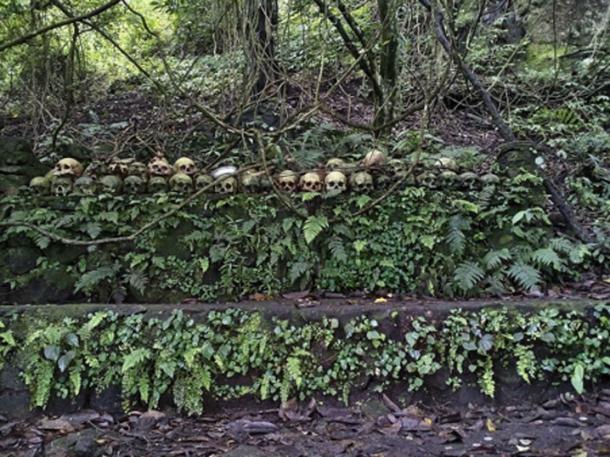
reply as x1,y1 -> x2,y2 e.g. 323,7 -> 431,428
148,157 -> 173,176
99,175 -> 123,195
349,171 -> 374,192
148,176 -> 168,193
109,159 -> 130,177
195,174 -> 214,192
439,170 -> 458,188
326,158 -> 347,171
128,161 -> 148,178
174,157 -> 198,176
123,175 -> 146,194
169,173 -> 193,194
299,172 -> 323,192
240,171 -> 260,193
53,158 -> 83,177
29,176 -> 50,195
51,177 -> 73,196
73,176 -> 97,196
215,176 -> 237,194
83,160 -> 109,178
434,157 -> 458,172
362,149 -> 386,169
417,171 -> 437,189
325,171 -> 347,195
388,159 -> 408,179
459,172 -> 479,191
277,170 -> 298,192
480,173 -> 500,185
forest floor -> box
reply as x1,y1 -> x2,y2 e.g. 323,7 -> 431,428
2,389 -> 610,457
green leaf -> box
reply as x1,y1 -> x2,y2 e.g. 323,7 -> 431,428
353,240 -> 367,253
58,350 -> 76,373
507,263 -> 542,291
453,261 -> 485,292
84,222 -> 102,239
531,248 -> 563,270
355,195 -> 372,209
571,363 -> 584,394
328,238 -> 347,262
303,216 -> 328,244
482,249 -> 512,270
43,345 -> 60,362
289,261 -> 309,283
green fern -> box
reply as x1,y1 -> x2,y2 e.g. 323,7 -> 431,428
303,215 -> 328,244
328,238 -> 347,262
507,263 -> 541,291
445,215 -> 469,255
482,249 -> 512,270
454,261 -> 485,292
531,248 -> 563,271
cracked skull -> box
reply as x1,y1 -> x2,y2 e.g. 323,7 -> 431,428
195,174 -> 214,191
73,176 -> 97,196
326,158 -> 347,172
362,149 -> 386,169
325,171 -> 347,195
480,173 -> 500,186
51,177 -> 73,196
29,176 -> 50,195
417,171 -> 437,189
349,171 -> 374,192
99,175 -> 123,194
299,172 -> 323,192
389,159 -> 407,179
215,176 -> 237,194
169,173 -> 193,194
124,175 -> 146,194
53,158 -> 84,178
459,172 -> 479,190
434,157 -> 459,172
128,161 -> 148,178
174,157 -> 198,176
240,171 -> 260,193
109,159 -> 130,177
277,170 -> 298,192
148,157 -> 173,177
148,176 -> 168,193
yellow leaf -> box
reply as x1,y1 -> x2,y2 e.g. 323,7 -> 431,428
424,417 -> 433,426
604,278 -> 610,284
374,297 -> 387,303
485,418 -> 496,432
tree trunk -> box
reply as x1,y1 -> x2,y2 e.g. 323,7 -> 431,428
245,0 -> 279,99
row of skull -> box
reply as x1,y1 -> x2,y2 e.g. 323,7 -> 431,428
29,168 -> 500,196
33,152 -> 500,196
48,150 -> 463,181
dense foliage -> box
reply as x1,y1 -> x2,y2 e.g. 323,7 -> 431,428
1,304 -> 608,415
1,167 -> 605,303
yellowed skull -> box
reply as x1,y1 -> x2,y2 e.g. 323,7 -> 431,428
325,171 -> 347,195
148,157 -> 173,176
174,157 -> 198,176
277,170 -> 298,192
53,158 -> 83,177
299,172 -> 323,192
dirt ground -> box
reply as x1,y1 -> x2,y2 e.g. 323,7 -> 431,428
2,389 -> 610,457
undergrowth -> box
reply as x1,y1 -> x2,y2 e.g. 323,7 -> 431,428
0,171 -> 605,303
1,304 -> 608,415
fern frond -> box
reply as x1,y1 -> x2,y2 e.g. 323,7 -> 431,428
453,261 -> 485,292
507,263 -> 541,291
482,249 -> 512,270
531,248 -> 563,271
446,215 -> 469,255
